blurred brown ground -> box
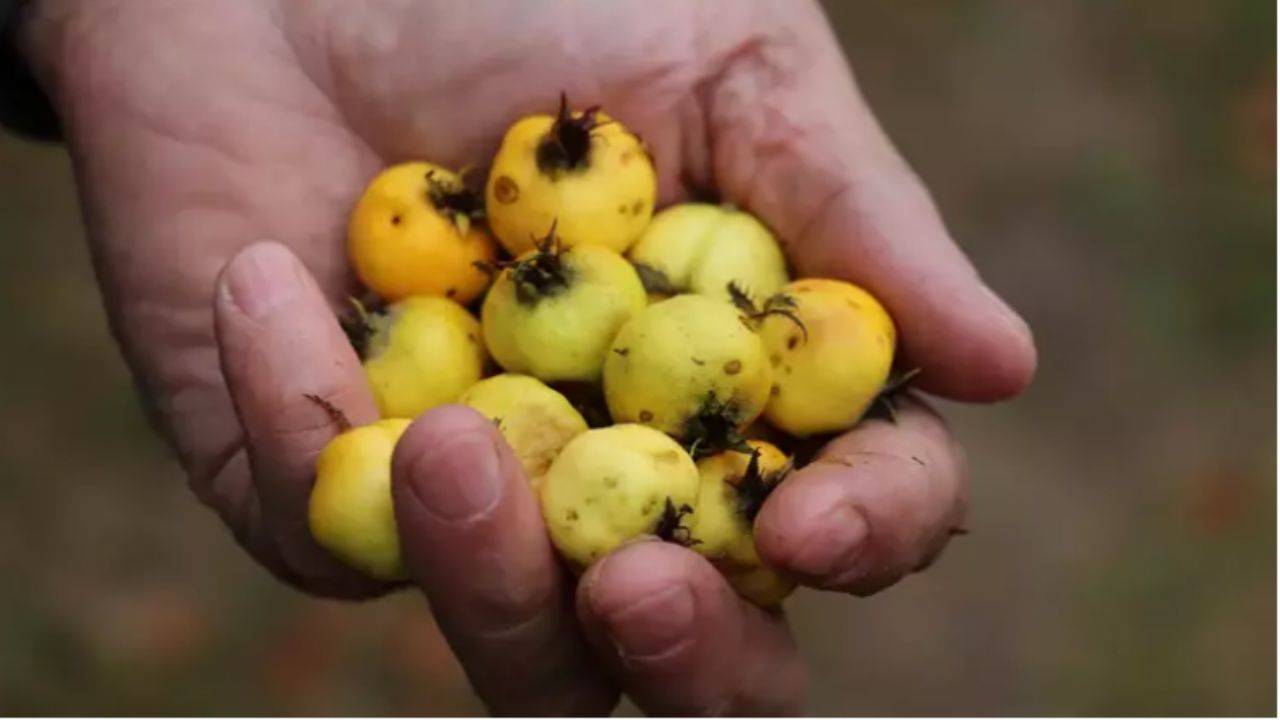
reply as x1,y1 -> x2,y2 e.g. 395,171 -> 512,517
0,1 -> 1273,715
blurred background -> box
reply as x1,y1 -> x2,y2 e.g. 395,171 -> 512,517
0,1 -> 1274,715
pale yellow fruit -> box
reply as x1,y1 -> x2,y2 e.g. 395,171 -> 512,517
458,374 -> 588,484
629,203 -> 789,304
482,243 -> 646,383
540,424 -> 699,569
603,295 -> 772,445
362,296 -> 487,419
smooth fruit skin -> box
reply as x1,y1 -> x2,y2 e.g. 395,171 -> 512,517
540,424 -> 699,569
486,112 -> 656,255
458,373 -> 589,484
481,244 -> 646,383
348,162 -> 497,303
309,418 -> 412,581
604,294 -> 773,439
688,441 -> 795,606
761,278 -> 896,436
364,297 -> 487,418
629,203 -> 789,304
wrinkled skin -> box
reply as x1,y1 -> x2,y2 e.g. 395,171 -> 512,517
21,1 -> 1036,714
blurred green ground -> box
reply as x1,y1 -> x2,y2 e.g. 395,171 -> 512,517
0,1 -> 1274,715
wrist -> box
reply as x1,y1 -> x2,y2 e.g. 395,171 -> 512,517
0,0 -> 59,140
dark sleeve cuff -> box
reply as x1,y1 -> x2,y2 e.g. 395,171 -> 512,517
0,0 -> 61,141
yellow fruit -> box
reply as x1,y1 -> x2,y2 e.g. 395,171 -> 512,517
309,418 -> 412,581
603,294 -> 772,453
348,161 -> 497,303
486,95 -> 656,255
629,203 -> 789,304
482,238 -> 646,382
359,296 -> 487,418
458,373 -> 589,484
687,441 -> 795,606
540,424 -> 700,569
760,279 -> 896,436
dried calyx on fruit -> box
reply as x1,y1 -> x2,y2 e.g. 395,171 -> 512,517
683,391 -> 753,460
424,168 -> 484,233
733,447 -> 792,523
535,92 -> 612,175
729,282 -> 807,341
507,223 -> 574,305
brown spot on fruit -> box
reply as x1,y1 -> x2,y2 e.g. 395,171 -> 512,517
620,150 -> 633,165
846,299 -> 861,310
618,204 -> 628,214
770,386 -> 781,397
691,357 -> 706,366
391,215 -> 402,226
639,410 -> 654,422
566,509 -> 579,521
769,354 -> 781,366
604,477 -> 618,489
787,335 -> 800,350
631,200 -> 644,215
723,359 -> 742,375
466,333 -> 478,344
493,175 -> 520,204
446,287 -> 457,298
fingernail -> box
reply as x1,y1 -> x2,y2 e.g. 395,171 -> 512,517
787,503 -> 869,578
225,243 -> 303,320
408,432 -> 503,522
599,583 -> 695,660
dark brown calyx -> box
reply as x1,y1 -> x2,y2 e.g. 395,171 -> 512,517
633,262 -> 677,295
733,449 -> 793,523
339,296 -> 388,360
425,169 -> 484,231
682,392 -> 752,459
509,222 -> 575,306
654,498 -> 698,547
729,282 -> 808,342
536,92 -> 610,175
864,367 -> 922,424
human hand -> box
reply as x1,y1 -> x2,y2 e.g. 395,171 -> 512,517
22,0 -> 1034,713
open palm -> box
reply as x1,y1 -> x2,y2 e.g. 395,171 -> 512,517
25,0 -> 1034,714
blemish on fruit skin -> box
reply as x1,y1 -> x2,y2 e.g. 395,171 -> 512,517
787,335 -> 801,350
631,200 -> 644,215
466,332 -> 478,344
618,204 -> 628,214
770,386 -> 781,397
639,410 -> 654,422
724,359 -> 742,375
620,150 -> 633,165
391,215 -> 402,226
604,477 -> 618,489
691,357 -> 706,366
447,287 -> 458,298
769,354 -> 781,366
847,299 -> 861,310
655,449 -> 681,464
494,175 -> 520,204
876,334 -> 887,348
566,509 -> 579,521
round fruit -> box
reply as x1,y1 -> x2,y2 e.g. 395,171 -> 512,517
482,235 -> 646,383
686,441 -> 796,607
348,161 -> 497,303
760,279 -> 895,436
603,294 -> 772,455
357,296 -> 487,419
458,373 -> 588,484
629,202 -> 789,304
309,417 -> 412,581
540,424 -> 699,569
486,94 -> 656,255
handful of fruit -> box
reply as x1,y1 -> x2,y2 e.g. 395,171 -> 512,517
308,95 -> 902,608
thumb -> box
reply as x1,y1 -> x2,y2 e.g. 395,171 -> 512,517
390,405 -> 617,715
702,2 -> 1036,401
